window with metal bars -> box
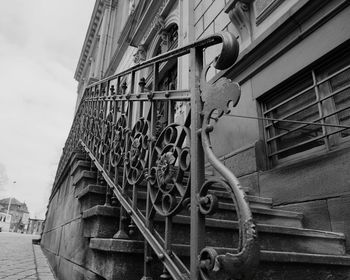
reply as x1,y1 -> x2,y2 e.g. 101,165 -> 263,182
261,48 -> 350,165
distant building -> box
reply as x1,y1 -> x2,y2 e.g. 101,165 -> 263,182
0,198 -> 29,232
26,218 -> 44,235
0,212 -> 11,232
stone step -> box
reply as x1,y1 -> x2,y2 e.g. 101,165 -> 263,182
89,238 -> 350,280
90,238 -> 350,265
71,160 -> 92,178
208,189 -> 272,209
80,201 -> 345,256
76,184 -> 107,212
164,214 -> 346,255
73,165 -> 345,258
131,190 -> 303,228
217,201 -> 303,228
82,205 -> 119,238
73,170 -> 97,195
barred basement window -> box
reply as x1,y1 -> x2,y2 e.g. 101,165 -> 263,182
261,49 -> 350,165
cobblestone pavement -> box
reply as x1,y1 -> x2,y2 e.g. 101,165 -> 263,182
0,232 -> 55,279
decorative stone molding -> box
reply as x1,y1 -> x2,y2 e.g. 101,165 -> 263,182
159,29 -> 169,49
129,0 -> 135,14
133,45 -> 147,64
141,0 -> 172,44
103,0 -> 112,8
88,56 -> 93,65
155,16 -> 166,32
103,0 -> 118,9
225,0 -> 253,48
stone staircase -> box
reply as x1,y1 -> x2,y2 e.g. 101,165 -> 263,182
71,155 -> 350,280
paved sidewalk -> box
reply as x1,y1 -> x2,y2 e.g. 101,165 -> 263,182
0,232 -> 55,280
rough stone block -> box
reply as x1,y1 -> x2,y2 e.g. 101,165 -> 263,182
224,146 -> 257,177
87,238 -> 167,279
238,172 -> 260,195
214,7 -> 231,32
56,256 -> 103,280
76,184 -> 107,212
88,248 -> 144,280
41,227 -> 62,255
203,0 -> 225,29
259,146 -> 350,205
83,205 -> 120,238
328,194 -> 350,252
59,218 -> 91,267
71,160 -> 92,178
73,170 -> 97,196
254,262 -> 350,280
41,248 -> 60,277
194,0 -> 205,24
276,200 -> 332,231
195,17 -> 204,39
58,178 -> 81,222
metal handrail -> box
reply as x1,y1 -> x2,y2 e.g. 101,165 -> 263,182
52,32 -> 259,280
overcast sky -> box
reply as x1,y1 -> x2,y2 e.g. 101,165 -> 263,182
0,0 -> 95,218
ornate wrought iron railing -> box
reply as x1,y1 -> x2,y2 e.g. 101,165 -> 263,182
53,32 -> 259,280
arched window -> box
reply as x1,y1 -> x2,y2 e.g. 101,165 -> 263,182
149,24 -> 181,136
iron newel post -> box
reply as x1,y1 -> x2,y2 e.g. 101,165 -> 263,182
191,32 -> 260,280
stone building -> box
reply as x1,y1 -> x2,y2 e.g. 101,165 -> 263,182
41,0 -> 350,279
0,197 -> 29,232
26,218 -> 44,235
0,211 -> 11,232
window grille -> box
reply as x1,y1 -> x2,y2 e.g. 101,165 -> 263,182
261,49 -> 350,164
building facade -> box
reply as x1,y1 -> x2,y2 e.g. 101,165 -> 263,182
41,0 -> 350,279
0,212 -> 11,232
0,197 -> 29,232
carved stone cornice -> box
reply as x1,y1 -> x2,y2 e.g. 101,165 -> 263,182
103,0 -> 117,9
225,0 -> 253,49
74,0 -> 104,81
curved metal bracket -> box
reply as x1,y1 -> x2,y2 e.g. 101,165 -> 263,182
199,32 -> 260,280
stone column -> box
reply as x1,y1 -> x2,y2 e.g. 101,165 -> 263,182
95,0 -> 113,79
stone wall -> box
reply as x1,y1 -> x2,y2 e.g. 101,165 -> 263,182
41,154 -> 101,280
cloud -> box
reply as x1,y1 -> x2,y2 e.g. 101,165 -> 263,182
0,0 -> 95,218
0,163 -> 9,192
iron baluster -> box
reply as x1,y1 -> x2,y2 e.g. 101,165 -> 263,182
189,46 -> 205,280
114,79 -> 131,240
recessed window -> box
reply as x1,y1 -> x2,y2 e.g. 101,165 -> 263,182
261,48 -> 350,165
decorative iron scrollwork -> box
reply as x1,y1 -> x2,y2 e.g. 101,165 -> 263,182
148,123 -> 191,217
125,118 -> 150,185
199,32 -> 259,280
110,114 -> 127,168
100,110 -> 114,162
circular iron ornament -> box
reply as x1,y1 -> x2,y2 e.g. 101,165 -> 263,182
110,114 -> 128,168
125,118 -> 149,185
148,123 -> 191,217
